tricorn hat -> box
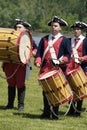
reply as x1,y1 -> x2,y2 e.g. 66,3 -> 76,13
14,19 -> 31,29
70,21 -> 87,29
48,16 -> 68,26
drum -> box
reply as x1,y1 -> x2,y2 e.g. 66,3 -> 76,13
38,68 -> 73,106
67,67 -> 87,102
0,28 -> 32,64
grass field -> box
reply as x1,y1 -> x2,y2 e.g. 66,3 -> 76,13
0,58 -> 87,130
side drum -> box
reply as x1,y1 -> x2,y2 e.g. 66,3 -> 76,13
67,67 -> 87,102
0,28 -> 32,64
38,68 -> 73,106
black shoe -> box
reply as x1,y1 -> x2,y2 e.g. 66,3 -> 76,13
40,113 -> 50,119
52,116 -> 58,120
66,109 -> 75,116
74,112 -> 80,117
52,114 -> 58,120
66,112 -> 74,116
3,105 -> 13,110
18,106 -> 24,111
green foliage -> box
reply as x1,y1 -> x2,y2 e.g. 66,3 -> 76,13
0,0 -> 87,32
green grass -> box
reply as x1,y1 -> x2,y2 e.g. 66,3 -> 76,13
0,59 -> 87,130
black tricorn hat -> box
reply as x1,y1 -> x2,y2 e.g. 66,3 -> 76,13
48,16 -> 68,26
14,19 -> 31,29
70,21 -> 87,29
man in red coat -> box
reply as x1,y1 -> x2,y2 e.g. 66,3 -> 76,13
3,19 -> 37,111
35,16 -> 71,119
66,21 -> 87,116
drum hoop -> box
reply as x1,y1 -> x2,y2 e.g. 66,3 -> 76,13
17,30 -> 32,45
17,30 -> 32,64
38,69 -> 61,81
67,67 -> 81,75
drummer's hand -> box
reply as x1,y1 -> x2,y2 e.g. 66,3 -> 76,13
59,59 -> 65,64
36,63 -> 41,67
78,57 -> 85,63
32,51 -> 36,57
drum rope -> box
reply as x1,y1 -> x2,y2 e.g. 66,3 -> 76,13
64,97 -> 74,116
50,97 -> 86,118
45,78 -> 59,104
39,80 -> 54,105
77,68 -> 87,97
0,64 -> 20,79
50,97 -> 74,118
52,75 -> 66,102
0,44 -> 19,55
71,91 -> 86,113
0,45 -> 18,50
58,71 -> 72,99
8,49 -> 18,55
65,90 -> 87,115
0,44 -> 18,50
68,68 -> 87,114
50,106 -> 59,118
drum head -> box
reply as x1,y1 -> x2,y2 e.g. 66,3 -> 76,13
39,70 -> 58,80
19,31 -> 32,64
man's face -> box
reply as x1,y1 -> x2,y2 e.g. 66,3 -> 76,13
73,27 -> 82,37
51,22 -> 61,35
16,24 -> 26,32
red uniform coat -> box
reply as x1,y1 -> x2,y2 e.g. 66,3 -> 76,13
35,34 -> 71,78
66,37 -> 87,76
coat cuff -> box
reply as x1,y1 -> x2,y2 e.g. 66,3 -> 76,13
83,56 -> 87,61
